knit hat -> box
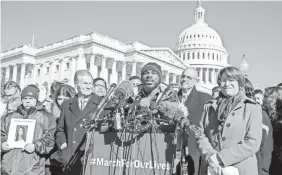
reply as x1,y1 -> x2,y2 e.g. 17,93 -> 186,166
141,62 -> 162,80
21,86 -> 39,100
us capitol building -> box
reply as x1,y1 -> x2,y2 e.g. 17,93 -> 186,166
0,1 -> 229,94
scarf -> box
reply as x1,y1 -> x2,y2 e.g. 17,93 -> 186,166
216,89 -> 245,134
17,104 -> 43,118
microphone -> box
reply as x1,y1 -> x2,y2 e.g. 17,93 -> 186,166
111,81 -> 134,105
173,110 -> 201,137
104,81 -> 134,110
149,101 -> 158,115
127,95 -> 142,114
97,83 -> 117,110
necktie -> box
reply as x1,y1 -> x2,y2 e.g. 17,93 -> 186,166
182,94 -> 188,104
80,98 -> 87,110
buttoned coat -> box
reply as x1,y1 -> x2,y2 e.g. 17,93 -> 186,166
55,94 -> 102,173
197,96 -> 262,175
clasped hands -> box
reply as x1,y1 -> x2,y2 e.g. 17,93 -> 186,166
208,154 -> 223,175
2,142 -> 35,153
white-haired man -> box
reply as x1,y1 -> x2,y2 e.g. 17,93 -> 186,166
178,68 -> 212,175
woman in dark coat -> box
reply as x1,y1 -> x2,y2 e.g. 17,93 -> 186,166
244,78 -> 273,175
263,86 -> 282,175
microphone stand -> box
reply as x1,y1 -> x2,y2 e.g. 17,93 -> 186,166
82,84 -> 117,175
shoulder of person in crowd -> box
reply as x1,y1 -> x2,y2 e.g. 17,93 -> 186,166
195,85 -> 212,96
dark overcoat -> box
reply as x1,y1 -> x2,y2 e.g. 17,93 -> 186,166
178,86 -> 212,175
55,93 -> 102,174
178,86 -> 212,126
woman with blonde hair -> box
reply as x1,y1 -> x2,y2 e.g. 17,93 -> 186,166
263,86 -> 282,175
196,67 -> 262,175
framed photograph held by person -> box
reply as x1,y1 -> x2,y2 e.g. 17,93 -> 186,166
7,118 -> 36,148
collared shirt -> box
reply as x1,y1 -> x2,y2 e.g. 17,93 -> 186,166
181,88 -> 192,104
78,96 -> 90,110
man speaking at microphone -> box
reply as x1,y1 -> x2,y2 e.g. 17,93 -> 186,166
55,70 -> 103,174
137,62 -> 179,107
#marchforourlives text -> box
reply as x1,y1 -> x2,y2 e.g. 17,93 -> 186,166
89,158 -> 171,170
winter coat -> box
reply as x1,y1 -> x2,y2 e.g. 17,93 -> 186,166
196,95 -> 262,175
1,104 -> 56,175
256,110 -> 273,175
55,93 -> 102,174
269,117 -> 282,175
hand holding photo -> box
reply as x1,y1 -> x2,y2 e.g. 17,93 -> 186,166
7,118 -> 36,149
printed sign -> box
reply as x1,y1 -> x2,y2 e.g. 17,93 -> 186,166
84,131 -> 176,175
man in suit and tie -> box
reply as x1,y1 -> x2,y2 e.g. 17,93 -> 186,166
55,70 -> 102,174
178,68 -> 212,175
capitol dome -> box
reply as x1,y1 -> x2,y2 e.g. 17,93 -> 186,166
177,23 -> 223,49
174,0 -> 229,91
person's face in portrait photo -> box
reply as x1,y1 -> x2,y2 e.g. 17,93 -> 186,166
15,126 -> 26,142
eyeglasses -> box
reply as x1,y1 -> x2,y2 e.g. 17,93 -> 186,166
219,79 -> 237,84
94,84 -> 106,89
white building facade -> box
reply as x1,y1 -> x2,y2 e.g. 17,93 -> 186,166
0,33 -> 186,90
174,1 -> 229,90
1,1 -> 229,93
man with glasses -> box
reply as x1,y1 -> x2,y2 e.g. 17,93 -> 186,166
177,68 -> 212,175
93,77 -> 107,97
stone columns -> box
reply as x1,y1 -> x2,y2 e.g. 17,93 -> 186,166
165,71 -> 169,84
59,59 -> 65,81
131,62 -> 137,76
40,64 -> 45,85
5,66 -> 10,82
20,63 -> 26,88
212,68 -> 216,84
110,60 -> 118,84
69,57 -> 77,86
215,69 -> 219,83
49,62 -> 55,83
32,65 -> 37,84
205,68 -> 209,84
199,68 -> 203,83
171,73 -> 176,84
100,57 -> 108,83
12,65 -> 17,82
205,52 -> 209,60
90,54 -> 97,79
199,51 -> 202,59
122,62 -> 127,81
136,62 -> 143,77
76,49 -> 87,70
176,75 -> 180,84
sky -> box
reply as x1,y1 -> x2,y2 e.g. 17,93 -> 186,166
1,1 -> 282,89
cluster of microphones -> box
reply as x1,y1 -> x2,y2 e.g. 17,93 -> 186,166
83,81 -> 201,136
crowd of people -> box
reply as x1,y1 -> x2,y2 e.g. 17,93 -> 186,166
1,62 -> 282,175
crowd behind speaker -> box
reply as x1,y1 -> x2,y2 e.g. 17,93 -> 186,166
1,64 -> 282,175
